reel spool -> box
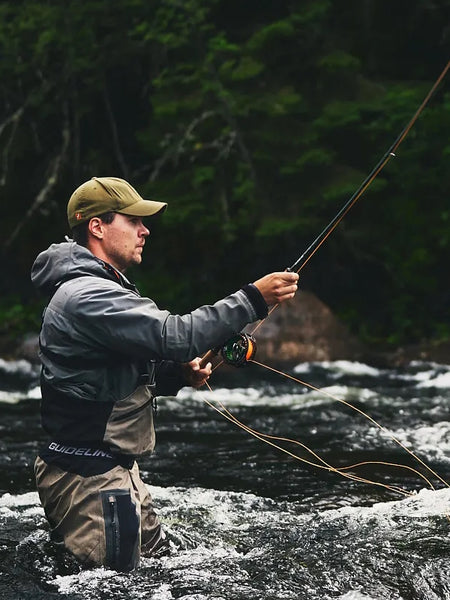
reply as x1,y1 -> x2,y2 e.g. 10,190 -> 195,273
221,333 -> 257,367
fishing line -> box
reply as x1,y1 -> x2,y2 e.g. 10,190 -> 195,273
250,358 -> 449,489
199,348 -> 444,494
203,387 -> 434,496
202,381 -> 416,496
203,344 -> 443,494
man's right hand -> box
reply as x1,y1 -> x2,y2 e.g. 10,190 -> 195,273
252,271 -> 299,307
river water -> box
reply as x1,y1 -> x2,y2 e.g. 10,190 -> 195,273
1,356 -> 450,600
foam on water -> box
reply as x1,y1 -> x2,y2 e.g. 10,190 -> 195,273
322,486 -> 450,522
0,491 -> 40,508
44,483 -> 450,598
417,370 -> 450,389
2,476 -> 450,600
4,481 -> 447,533
0,358 -> 39,377
0,390 -> 23,404
176,385 -> 315,411
54,568 -> 121,595
0,386 -> 41,404
294,360 -> 382,378
174,382 -> 380,413
176,385 -> 262,406
0,357 -> 41,404
387,421 -> 450,465
294,359 -> 450,390
337,593 -> 379,600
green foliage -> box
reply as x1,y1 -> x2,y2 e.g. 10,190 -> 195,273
0,0 -> 449,348
0,298 -> 42,337
318,50 -> 361,72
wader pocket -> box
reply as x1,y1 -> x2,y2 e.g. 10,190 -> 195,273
101,489 -> 140,572
103,385 -> 155,456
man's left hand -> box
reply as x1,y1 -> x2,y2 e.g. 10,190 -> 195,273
182,357 -> 212,388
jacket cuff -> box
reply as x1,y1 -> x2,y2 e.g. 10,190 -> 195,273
241,283 -> 268,320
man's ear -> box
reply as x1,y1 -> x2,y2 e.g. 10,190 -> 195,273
88,217 -> 105,240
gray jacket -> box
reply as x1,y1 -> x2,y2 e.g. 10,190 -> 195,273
31,241 -> 266,457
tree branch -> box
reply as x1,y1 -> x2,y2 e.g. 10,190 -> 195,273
149,110 -> 216,182
216,90 -> 258,187
0,106 -> 25,188
4,108 -> 71,249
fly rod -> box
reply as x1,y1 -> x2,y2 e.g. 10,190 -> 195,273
287,59 -> 450,274
200,60 -> 450,368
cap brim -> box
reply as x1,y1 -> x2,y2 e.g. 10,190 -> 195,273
117,199 -> 167,217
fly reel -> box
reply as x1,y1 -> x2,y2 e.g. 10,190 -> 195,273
221,333 -> 257,367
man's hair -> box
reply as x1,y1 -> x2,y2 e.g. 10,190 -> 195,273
71,211 -> 116,247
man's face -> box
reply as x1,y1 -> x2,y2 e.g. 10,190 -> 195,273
100,213 -> 150,272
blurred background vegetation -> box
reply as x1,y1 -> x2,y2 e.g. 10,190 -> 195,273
0,0 -> 449,349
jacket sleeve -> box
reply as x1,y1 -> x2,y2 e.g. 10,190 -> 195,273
55,276 -> 266,363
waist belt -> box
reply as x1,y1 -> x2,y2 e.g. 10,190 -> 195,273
41,441 -> 135,473
47,442 -> 115,459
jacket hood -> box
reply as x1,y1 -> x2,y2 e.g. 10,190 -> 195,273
31,240 -> 119,297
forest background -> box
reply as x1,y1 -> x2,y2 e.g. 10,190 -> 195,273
0,0 -> 449,353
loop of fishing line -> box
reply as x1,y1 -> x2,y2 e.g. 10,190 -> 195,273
203,383 -> 412,496
250,359 -> 448,489
203,367 -> 438,497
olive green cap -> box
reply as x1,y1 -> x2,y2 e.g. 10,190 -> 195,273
67,177 -> 167,229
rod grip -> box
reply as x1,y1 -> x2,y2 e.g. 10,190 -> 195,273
199,348 -> 219,369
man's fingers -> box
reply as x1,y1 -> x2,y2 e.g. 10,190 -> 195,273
189,358 -> 201,371
272,279 -> 298,302
252,271 -> 299,306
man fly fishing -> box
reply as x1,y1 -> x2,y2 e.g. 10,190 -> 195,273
31,176 -> 298,572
